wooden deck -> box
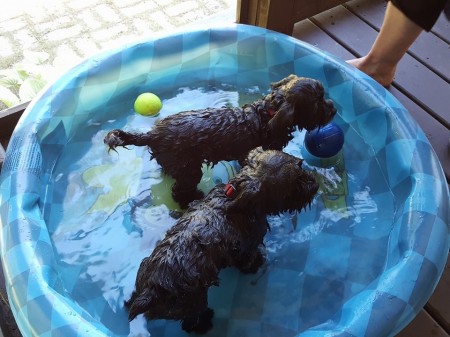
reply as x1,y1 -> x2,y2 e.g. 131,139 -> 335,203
289,0 -> 450,335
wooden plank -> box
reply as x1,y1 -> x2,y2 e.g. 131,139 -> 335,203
248,0 -> 259,24
293,20 -> 355,60
397,309 -> 449,337
342,0 -> 450,42
293,0 -> 347,26
262,0 -> 296,34
344,0 -> 386,24
433,12 -> 450,41
0,102 -> 27,148
235,0 -> 259,26
235,0 -> 248,23
235,0 -> 296,34
425,253 -> 450,333
310,6 -> 450,129
236,0 -> 348,34
293,18 -> 450,183
344,0 -> 450,83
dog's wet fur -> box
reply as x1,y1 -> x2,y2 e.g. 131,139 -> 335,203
104,74 -> 336,208
124,148 -> 319,334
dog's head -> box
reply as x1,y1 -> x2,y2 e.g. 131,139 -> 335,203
227,148 -> 319,215
266,74 -> 337,132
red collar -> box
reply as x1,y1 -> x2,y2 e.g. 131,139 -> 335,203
267,108 -> 276,118
224,183 -> 236,198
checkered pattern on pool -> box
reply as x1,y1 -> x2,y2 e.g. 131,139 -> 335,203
1,24 -> 448,337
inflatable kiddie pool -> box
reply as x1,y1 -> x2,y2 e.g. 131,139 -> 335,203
0,24 -> 449,337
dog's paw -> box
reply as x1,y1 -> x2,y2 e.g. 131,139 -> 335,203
236,250 -> 266,274
181,308 -> 214,334
172,188 -> 204,209
169,210 -> 184,219
104,129 -> 126,152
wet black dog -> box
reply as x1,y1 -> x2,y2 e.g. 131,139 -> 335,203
105,74 -> 335,208
125,148 -> 319,334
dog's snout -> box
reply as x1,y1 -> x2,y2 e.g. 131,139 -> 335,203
324,99 -> 337,122
303,171 -> 319,193
311,180 -> 320,194
326,99 -> 336,111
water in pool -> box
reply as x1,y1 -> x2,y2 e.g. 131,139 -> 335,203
45,85 -> 395,337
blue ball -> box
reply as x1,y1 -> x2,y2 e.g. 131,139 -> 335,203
304,122 -> 344,158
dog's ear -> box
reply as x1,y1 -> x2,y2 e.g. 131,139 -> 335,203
228,177 -> 262,211
243,147 -> 264,167
267,77 -> 310,136
128,290 -> 152,321
270,74 -> 297,90
266,101 -> 296,136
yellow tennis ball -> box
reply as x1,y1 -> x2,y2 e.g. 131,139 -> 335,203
134,92 -> 162,116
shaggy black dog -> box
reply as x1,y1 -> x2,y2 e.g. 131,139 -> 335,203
105,74 -> 335,208
125,148 -> 319,334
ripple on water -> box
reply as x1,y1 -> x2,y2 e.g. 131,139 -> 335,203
46,85 -> 395,336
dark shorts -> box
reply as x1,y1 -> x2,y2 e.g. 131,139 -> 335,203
390,0 -> 447,31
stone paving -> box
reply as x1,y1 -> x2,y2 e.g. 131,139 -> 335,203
0,0 -> 236,108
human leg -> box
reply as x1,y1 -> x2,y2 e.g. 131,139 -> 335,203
347,1 -> 423,86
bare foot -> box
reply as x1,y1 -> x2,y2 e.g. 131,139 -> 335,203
347,56 -> 396,87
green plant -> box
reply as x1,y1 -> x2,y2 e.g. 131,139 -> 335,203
0,51 -> 50,109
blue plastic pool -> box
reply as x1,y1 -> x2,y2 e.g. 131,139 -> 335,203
0,24 -> 449,337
